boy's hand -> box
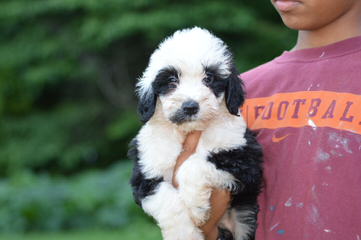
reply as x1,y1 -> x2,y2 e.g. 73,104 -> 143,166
172,131 -> 231,240
172,131 -> 202,188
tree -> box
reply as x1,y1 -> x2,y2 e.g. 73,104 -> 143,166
0,0 -> 295,176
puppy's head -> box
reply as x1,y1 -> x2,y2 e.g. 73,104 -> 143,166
137,27 -> 244,126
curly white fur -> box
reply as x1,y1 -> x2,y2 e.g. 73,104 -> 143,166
133,27 -> 250,240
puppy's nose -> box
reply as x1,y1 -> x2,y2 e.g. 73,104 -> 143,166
181,100 -> 199,115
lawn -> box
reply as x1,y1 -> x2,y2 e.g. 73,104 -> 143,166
0,219 -> 161,240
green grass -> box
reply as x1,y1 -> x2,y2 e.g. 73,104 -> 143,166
0,219 -> 161,240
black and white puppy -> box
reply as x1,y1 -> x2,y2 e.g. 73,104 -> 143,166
129,27 -> 263,240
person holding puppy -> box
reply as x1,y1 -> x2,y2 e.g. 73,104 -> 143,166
174,0 -> 361,239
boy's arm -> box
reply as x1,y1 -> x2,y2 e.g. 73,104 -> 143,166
172,131 -> 231,240
201,189 -> 230,240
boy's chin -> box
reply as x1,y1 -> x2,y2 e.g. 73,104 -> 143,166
277,0 -> 359,32
280,15 -> 328,31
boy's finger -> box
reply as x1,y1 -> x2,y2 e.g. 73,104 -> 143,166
183,130 -> 202,152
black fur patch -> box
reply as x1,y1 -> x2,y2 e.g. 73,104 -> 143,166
138,66 -> 180,123
138,91 -> 157,123
234,204 -> 259,240
208,129 -> 263,240
169,109 -> 193,124
218,227 -> 234,240
225,65 -> 245,116
207,129 -> 263,202
128,139 -> 163,206
152,66 -> 179,95
203,65 -> 228,98
203,63 -> 245,116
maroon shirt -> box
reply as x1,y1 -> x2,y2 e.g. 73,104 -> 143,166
241,36 -> 361,240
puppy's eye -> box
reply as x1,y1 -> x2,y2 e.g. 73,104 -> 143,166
203,72 -> 214,85
168,76 -> 178,88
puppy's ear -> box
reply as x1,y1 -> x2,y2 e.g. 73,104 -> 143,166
225,65 -> 245,116
138,89 -> 157,123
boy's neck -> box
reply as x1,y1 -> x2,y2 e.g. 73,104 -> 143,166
293,8 -> 361,51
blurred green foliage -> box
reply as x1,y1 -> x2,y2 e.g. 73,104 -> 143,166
0,0 -> 295,234
0,161 -> 142,232
0,219 -> 161,240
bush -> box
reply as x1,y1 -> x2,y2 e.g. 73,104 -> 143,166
0,161 -> 144,232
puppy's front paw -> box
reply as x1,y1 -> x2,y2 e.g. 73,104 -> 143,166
178,183 -> 212,226
162,224 -> 204,240
188,204 -> 211,226
176,157 -> 213,226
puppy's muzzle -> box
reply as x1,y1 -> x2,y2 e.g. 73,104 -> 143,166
170,100 -> 199,124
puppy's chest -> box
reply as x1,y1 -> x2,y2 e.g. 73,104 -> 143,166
137,124 -> 184,181
137,117 -> 247,181
199,117 -> 247,152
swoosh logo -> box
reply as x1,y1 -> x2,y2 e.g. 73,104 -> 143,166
272,134 -> 290,143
